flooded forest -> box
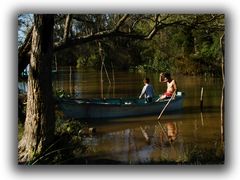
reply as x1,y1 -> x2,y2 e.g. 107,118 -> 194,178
18,14 -> 224,164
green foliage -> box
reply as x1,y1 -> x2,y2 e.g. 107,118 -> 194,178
186,144 -> 224,164
55,89 -> 70,99
199,34 -> 221,60
56,119 -> 85,136
69,14 -> 223,76
76,54 -> 98,68
26,119 -> 90,164
18,14 -> 224,76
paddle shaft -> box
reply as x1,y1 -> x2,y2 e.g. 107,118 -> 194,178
157,91 -> 176,120
157,91 -> 177,148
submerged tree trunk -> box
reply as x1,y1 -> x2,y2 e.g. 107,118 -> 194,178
18,15 -> 55,163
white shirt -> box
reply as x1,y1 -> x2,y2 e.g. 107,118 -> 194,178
139,83 -> 154,99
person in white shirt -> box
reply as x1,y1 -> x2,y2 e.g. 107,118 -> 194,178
139,78 -> 154,103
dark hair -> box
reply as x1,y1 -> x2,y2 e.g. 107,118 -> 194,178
164,73 -> 171,79
144,78 -> 150,83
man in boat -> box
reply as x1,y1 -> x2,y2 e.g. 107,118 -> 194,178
139,78 -> 154,103
156,72 -> 177,101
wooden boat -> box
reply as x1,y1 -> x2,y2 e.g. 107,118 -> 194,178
59,92 -> 184,119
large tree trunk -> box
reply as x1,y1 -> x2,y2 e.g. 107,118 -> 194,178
18,15 -> 55,163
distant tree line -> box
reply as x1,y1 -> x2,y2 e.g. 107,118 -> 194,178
18,14 -> 224,76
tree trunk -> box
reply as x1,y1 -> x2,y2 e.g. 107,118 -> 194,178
18,15 -> 55,163
220,34 -> 224,147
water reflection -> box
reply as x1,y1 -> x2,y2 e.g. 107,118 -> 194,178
79,106 -> 222,164
166,121 -> 178,142
54,69 -> 221,164
19,67 -> 223,164
82,120 -> 180,164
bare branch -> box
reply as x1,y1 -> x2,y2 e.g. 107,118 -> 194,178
54,14 -> 130,51
72,15 -> 95,26
114,14 -> 129,31
63,14 -> 72,42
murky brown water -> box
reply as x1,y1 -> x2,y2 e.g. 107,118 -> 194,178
53,67 -> 223,164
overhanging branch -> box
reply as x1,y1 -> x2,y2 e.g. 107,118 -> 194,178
18,14 -> 224,74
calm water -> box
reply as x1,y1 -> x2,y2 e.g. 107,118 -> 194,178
52,67 -> 224,164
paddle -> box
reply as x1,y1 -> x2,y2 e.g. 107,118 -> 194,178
157,91 -> 176,120
157,91 -> 177,146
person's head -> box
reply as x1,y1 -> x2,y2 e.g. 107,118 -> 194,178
164,72 -> 171,82
143,78 -> 150,84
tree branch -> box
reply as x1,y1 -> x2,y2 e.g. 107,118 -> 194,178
18,26 -> 33,76
114,14 -> 129,31
54,14 -> 130,51
18,14 -> 224,74
63,14 -> 72,42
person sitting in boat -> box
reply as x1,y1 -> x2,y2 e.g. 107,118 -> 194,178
139,78 -> 154,103
156,72 -> 177,101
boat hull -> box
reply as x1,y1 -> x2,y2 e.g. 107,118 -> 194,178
59,94 -> 184,119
